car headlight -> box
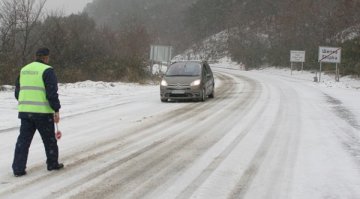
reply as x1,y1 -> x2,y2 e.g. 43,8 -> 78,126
191,79 -> 201,86
161,80 -> 168,86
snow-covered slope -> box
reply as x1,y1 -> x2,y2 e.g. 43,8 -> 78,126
173,30 -> 230,61
335,24 -> 360,43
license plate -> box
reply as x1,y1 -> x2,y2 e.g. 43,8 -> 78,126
172,90 -> 185,94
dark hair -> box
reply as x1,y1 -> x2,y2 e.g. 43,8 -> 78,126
35,48 -> 50,57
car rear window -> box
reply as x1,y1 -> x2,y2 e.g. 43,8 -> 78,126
166,62 -> 201,76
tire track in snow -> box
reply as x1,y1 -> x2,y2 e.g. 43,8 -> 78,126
55,73 -> 242,197
0,73 -> 232,191
0,91 -> 201,196
172,71 -> 300,199
52,72 -> 258,199
227,83 -> 288,199
231,78 -> 302,199
0,72 -> 234,198
171,73 -> 264,199
324,94 -> 360,166
124,74 -> 262,199
0,93 -> 217,197
325,94 -> 360,130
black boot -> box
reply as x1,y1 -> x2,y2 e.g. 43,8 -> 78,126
14,170 -> 27,177
47,163 -> 64,171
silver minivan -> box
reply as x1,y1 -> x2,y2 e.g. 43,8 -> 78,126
160,61 -> 215,102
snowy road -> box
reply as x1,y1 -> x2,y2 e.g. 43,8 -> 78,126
1,66 -> 360,199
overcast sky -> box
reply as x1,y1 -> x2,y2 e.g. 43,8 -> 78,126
43,0 -> 93,15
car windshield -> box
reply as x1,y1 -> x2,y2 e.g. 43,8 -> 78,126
166,62 -> 201,76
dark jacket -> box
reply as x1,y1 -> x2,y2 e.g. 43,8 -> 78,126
15,60 -> 61,118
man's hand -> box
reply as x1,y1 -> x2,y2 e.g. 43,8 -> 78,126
54,112 -> 60,123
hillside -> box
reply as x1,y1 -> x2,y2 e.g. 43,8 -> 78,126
84,0 -> 195,51
84,0 -> 360,74
1,0 -> 359,86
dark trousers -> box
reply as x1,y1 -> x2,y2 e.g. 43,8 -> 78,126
12,117 -> 59,172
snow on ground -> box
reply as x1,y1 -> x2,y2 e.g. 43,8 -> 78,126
1,58 -> 360,199
212,57 -> 245,70
3,61 -> 359,131
0,81 -> 158,130
257,66 -> 360,90
254,66 -> 360,123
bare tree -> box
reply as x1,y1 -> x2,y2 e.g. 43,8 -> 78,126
0,0 -> 20,84
17,0 -> 47,64
0,0 -> 46,85
0,0 -> 46,62
0,0 -> 19,55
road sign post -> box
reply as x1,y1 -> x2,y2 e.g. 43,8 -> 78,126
318,47 -> 341,82
290,50 -> 305,75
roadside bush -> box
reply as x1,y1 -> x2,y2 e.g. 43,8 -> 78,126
341,37 -> 360,77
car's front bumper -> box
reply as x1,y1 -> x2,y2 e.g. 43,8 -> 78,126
160,85 -> 201,100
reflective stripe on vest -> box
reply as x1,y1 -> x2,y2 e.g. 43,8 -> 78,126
19,101 -> 50,106
18,62 -> 54,114
20,86 -> 46,92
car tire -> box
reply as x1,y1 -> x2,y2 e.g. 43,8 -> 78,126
161,98 -> 168,102
200,88 -> 206,102
209,87 -> 215,98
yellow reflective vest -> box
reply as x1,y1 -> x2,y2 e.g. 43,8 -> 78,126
18,62 -> 54,114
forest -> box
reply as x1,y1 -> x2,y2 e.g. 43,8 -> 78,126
0,0 -> 150,85
1,0 -> 360,85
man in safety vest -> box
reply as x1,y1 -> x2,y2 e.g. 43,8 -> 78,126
12,47 -> 64,177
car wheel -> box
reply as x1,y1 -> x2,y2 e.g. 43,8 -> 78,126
209,87 -> 215,98
161,98 -> 168,102
200,88 -> 206,102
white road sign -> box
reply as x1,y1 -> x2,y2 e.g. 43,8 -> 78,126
318,47 -> 341,63
290,51 -> 305,62
150,45 -> 173,63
